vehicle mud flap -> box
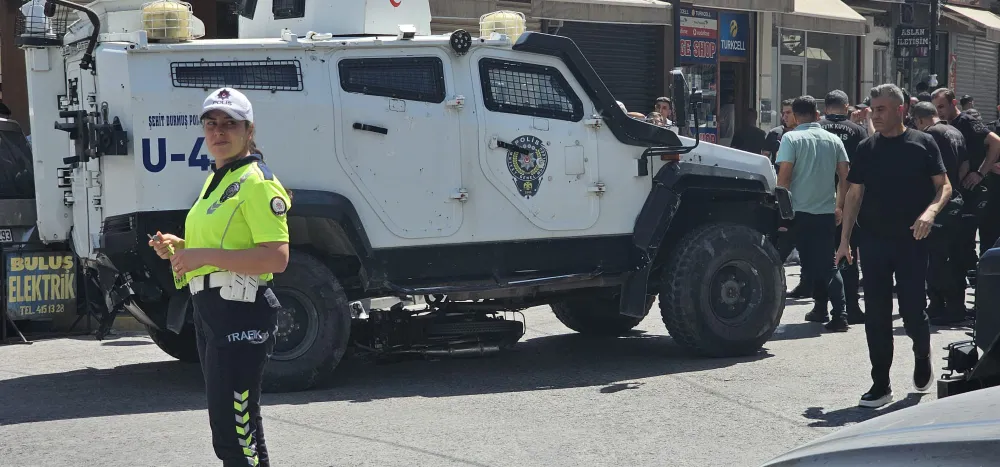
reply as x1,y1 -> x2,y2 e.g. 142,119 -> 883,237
620,267 -> 652,318
621,180 -> 682,318
165,290 -> 191,334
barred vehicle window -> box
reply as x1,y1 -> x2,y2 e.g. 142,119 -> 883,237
338,57 -> 446,103
479,58 -> 584,122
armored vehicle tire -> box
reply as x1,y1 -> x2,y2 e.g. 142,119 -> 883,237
551,292 -> 653,336
146,323 -> 199,363
262,250 -> 353,393
659,222 -> 785,357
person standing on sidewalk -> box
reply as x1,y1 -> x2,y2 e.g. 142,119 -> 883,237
837,84 -> 952,409
815,90 -> 868,325
775,95 -> 851,332
912,101 -> 969,325
932,88 -> 1000,264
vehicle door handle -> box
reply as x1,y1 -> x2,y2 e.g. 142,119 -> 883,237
495,139 -> 531,155
353,123 -> 388,135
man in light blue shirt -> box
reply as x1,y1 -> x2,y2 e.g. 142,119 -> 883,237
776,95 -> 852,331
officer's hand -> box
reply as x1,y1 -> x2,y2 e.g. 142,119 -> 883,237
148,231 -> 183,260
835,207 -> 843,226
834,242 -> 853,266
910,211 -> 936,240
962,172 -> 983,190
169,248 -> 208,277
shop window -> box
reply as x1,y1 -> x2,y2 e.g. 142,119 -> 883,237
478,58 -> 584,122
338,57 -> 446,104
873,47 -> 889,88
805,32 -> 857,111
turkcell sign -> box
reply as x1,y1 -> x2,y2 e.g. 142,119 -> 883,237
679,7 -> 718,64
719,12 -> 749,57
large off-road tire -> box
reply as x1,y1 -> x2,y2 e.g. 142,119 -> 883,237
146,323 -> 199,363
659,222 -> 785,357
263,250 -> 353,393
551,291 -> 654,336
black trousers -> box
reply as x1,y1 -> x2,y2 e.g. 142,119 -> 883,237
778,212 -> 847,318
193,286 -> 279,467
927,225 -> 968,315
859,233 -> 931,387
815,223 -> 861,313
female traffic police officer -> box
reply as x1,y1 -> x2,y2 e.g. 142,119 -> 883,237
149,87 -> 290,467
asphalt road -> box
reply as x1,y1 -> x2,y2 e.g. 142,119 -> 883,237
0,266 -> 976,467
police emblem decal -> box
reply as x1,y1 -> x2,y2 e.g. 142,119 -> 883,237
219,182 -> 240,203
505,135 -> 548,198
270,196 -> 287,215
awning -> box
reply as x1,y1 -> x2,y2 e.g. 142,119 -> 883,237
943,4 -> 1000,43
532,0 -> 672,25
429,0 -> 500,19
690,0 -> 794,14
773,0 -> 867,36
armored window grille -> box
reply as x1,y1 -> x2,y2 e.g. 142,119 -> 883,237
273,0 -> 305,19
339,57 -> 446,104
171,60 -> 303,91
479,58 -> 583,122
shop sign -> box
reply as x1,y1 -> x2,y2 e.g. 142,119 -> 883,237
719,12 -> 749,58
679,7 -> 718,64
894,26 -> 931,56
4,251 -> 77,320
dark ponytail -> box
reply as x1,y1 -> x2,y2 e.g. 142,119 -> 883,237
246,121 -> 263,159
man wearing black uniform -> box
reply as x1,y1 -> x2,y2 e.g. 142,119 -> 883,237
763,99 -> 796,167
913,102 -> 969,325
932,88 -> 1000,265
816,90 -> 867,324
837,84 -> 952,409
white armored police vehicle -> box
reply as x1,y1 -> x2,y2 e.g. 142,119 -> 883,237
17,0 -> 793,392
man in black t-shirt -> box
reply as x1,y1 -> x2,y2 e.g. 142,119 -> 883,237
837,84 -> 953,409
913,102 -> 969,325
815,90 -> 868,324
932,88 -> 1000,268
762,99 -> 796,167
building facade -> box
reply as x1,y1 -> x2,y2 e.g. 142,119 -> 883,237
4,0 -> 1000,135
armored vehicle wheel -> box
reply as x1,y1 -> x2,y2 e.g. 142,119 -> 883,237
146,323 -> 199,363
263,250 -> 353,393
551,291 -> 653,336
659,222 -> 784,357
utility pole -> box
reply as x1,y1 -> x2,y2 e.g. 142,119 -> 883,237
671,0 -> 683,67
929,0 -> 940,88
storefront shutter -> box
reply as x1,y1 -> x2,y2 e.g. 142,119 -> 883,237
430,1 -> 540,36
553,21 -> 666,114
954,33 -> 1000,122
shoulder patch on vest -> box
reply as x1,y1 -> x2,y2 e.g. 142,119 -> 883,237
255,161 -> 274,181
270,196 -> 287,216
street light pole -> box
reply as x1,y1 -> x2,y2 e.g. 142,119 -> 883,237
929,0 -> 940,88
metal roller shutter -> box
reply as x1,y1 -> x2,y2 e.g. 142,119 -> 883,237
430,1 -> 540,36
551,21 -> 665,114
954,33 -> 1000,122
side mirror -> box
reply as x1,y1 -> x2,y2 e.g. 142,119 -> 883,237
670,68 -> 688,128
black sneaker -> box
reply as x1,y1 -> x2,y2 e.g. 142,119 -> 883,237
847,307 -> 865,324
859,384 -> 893,408
914,355 -> 933,392
805,308 -> 829,323
824,318 -> 849,332
787,286 -> 810,299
